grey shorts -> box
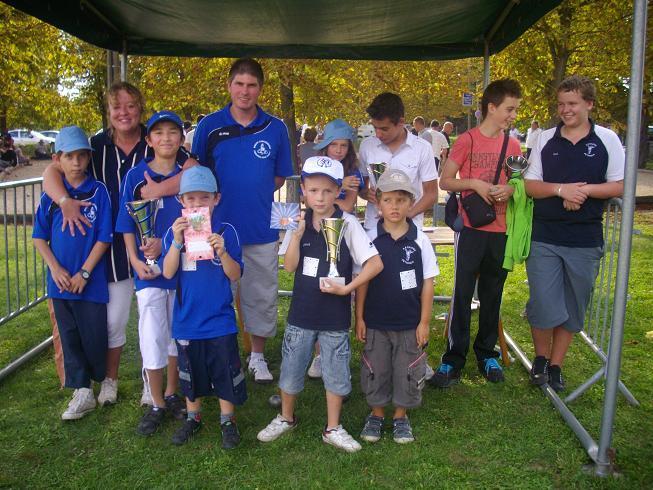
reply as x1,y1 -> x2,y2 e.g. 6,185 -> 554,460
526,241 -> 602,333
235,242 -> 279,338
360,328 -> 427,409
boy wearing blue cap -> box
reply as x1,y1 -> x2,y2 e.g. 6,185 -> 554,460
257,156 -> 383,453
162,166 -> 246,449
115,111 -> 187,435
33,126 -> 113,420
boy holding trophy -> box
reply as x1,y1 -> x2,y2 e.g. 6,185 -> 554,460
257,156 -> 383,453
356,168 -> 438,444
161,165 -> 246,449
115,111 -> 187,435
32,126 -> 112,420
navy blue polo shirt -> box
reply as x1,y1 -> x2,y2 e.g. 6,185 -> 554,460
115,157 -> 184,291
33,176 -> 113,303
525,122 -> 625,247
89,126 -> 189,282
192,104 -> 293,245
161,213 -> 244,340
363,219 -> 439,331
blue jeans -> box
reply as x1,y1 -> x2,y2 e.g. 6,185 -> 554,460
279,324 -> 351,396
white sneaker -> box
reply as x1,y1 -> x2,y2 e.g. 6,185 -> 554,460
248,358 -> 274,384
322,425 -> 362,453
425,363 -> 435,381
257,414 -> 297,442
97,377 -> 118,406
140,381 -> 153,407
62,388 -> 96,420
307,355 -> 322,379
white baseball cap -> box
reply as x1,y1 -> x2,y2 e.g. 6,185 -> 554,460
301,156 -> 344,186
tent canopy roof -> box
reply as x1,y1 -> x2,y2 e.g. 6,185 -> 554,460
6,0 -> 561,60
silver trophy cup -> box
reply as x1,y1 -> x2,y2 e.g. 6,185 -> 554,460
125,198 -> 161,272
367,162 -> 387,188
504,155 -> 530,179
320,217 -> 347,287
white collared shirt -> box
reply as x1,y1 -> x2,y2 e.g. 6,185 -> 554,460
359,130 -> 437,230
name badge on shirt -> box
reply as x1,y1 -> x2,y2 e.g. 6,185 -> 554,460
181,253 -> 196,271
400,269 -> 417,290
302,256 -> 319,277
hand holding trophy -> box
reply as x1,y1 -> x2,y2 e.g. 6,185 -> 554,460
125,198 -> 162,274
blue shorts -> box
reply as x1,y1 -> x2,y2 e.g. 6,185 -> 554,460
279,324 -> 351,396
52,299 -> 107,389
526,241 -> 602,333
175,334 -> 247,404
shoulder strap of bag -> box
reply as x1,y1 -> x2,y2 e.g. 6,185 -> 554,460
492,133 -> 509,185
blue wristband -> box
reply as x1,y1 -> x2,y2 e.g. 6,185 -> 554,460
172,240 -> 183,250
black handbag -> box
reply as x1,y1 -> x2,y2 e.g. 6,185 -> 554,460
460,133 -> 508,228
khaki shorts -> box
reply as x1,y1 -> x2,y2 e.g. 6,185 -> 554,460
360,328 -> 427,409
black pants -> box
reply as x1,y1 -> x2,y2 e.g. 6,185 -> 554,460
443,227 -> 508,370
52,299 -> 107,388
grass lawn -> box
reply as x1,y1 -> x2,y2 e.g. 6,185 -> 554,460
0,212 -> 652,488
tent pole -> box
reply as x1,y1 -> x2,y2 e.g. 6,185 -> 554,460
593,0 -> 647,477
483,40 -> 490,88
120,40 -> 128,82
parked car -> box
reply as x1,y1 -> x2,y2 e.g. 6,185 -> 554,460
39,130 -> 59,140
8,129 -> 56,147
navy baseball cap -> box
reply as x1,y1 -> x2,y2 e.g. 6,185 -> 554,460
180,165 -> 218,194
54,126 -> 92,153
146,110 -> 184,134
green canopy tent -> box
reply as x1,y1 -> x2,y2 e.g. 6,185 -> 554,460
2,0 -> 648,478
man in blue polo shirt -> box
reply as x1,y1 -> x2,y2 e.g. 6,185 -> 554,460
193,58 -> 293,384
524,75 -> 624,392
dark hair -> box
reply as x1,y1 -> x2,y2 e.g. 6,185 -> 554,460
366,92 -> 404,124
481,79 -> 522,118
557,75 -> 596,102
196,114 -> 206,124
319,141 -> 358,176
183,121 -> 192,131
413,116 -> 425,126
303,127 -> 317,143
228,58 -> 264,86
430,119 -> 440,128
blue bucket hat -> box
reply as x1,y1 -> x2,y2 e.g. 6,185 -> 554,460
180,165 -> 218,194
146,110 -> 184,134
314,119 -> 355,150
54,126 -> 91,153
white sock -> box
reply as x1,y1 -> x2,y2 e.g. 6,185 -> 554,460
250,352 -> 264,363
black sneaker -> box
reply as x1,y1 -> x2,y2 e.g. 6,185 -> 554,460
221,419 -> 241,450
137,406 -> 167,436
428,363 -> 461,388
478,358 -> 505,383
165,394 -> 187,421
530,356 -> 549,386
548,365 -> 565,393
171,418 -> 202,446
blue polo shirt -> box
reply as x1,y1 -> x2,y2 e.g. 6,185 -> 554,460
287,207 -> 378,331
115,157 -> 184,291
525,122 -> 625,247
192,103 -> 293,245
90,126 -> 189,282
33,176 -> 112,303
161,213 -> 243,340
363,219 -> 439,331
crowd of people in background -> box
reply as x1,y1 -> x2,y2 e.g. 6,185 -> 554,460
30,55 -> 624,453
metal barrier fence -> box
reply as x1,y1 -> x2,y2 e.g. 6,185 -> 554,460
503,197 -> 639,466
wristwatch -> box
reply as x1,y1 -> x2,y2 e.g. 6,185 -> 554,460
80,268 -> 90,281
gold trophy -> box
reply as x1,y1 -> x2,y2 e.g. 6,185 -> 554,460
125,198 -> 161,274
320,217 -> 347,287
367,162 -> 387,188
504,155 -> 530,179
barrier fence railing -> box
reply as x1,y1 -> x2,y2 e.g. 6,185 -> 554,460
503,197 -> 639,467
0,177 -> 52,381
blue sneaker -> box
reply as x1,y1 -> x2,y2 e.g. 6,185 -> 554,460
428,363 -> 461,388
478,358 -> 504,383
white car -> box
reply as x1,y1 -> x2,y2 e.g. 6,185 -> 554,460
8,129 -> 56,146
39,130 -> 59,140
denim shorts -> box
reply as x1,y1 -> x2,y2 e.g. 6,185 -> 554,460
279,324 -> 351,396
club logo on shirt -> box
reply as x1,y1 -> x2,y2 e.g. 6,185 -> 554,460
584,143 -> 597,157
253,140 -> 272,159
82,203 -> 98,223
402,245 -> 416,265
